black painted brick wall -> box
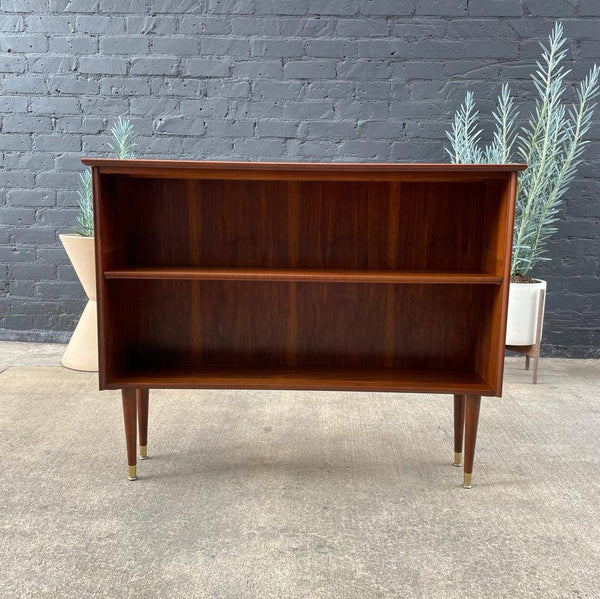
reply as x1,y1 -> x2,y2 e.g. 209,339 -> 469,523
1,1 -> 599,357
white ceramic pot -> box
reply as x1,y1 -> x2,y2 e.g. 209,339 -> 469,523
505,279 -> 547,346
59,234 -> 98,372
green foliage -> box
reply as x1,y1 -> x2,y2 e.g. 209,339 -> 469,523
76,170 -> 93,237
445,91 -> 484,164
108,116 -> 137,159
445,22 -> 599,276
76,117 -> 137,236
485,84 -> 519,164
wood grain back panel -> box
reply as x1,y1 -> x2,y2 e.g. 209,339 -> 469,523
102,177 -> 499,273
102,279 -> 494,383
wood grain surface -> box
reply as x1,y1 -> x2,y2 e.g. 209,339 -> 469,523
91,161 -> 521,396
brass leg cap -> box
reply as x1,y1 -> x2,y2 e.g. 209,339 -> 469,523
140,445 -> 148,460
462,473 -> 472,489
454,452 -> 462,467
128,465 -> 137,481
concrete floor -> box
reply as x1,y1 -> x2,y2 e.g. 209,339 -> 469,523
0,341 -> 599,598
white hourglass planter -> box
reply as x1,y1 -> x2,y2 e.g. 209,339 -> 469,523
59,234 -> 98,372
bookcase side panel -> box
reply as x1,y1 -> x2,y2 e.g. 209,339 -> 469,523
480,178 -> 512,277
94,173 -> 127,386
475,174 -> 518,394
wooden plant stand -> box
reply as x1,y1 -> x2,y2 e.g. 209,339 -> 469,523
506,288 -> 546,384
85,159 -> 525,488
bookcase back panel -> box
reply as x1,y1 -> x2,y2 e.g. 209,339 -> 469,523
103,279 -> 493,379
103,176 -> 505,274
295,181 -> 488,272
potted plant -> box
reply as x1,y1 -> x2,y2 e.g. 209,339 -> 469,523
60,117 -> 137,371
445,23 -> 598,380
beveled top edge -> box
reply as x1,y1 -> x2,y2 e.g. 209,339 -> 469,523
82,158 -> 527,172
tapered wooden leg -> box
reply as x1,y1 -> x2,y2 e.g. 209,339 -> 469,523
532,354 -> 539,385
122,389 -> 137,481
137,389 -> 149,459
453,394 -> 465,466
525,355 -> 530,370
463,395 -> 481,489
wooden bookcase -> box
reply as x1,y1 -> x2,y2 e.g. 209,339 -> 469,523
84,159 -> 525,487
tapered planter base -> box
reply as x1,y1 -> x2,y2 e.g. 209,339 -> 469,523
61,299 -> 98,372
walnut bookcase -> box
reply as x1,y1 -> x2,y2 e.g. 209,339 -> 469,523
84,159 -> 525,487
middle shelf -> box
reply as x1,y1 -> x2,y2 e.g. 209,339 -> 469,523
103,267 -> 503,285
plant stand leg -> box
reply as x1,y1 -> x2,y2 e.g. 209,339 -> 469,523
122,389 -> 138,481
525,355 -> 530,370
463,395 -> 481,489
531,289 -> 545,385
137,389 -> 149,460
453,394 -> 465,466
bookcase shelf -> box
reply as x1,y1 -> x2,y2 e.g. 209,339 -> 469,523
85,159 -> 525,484
107,365 -> 493,394
104,267 -> 503,285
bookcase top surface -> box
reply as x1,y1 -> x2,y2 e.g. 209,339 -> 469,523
83,158 -> 526,181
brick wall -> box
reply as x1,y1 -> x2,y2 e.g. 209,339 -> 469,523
1,1 -> 599,357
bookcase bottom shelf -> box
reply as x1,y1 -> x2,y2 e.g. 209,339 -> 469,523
106,366 -> 494,395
